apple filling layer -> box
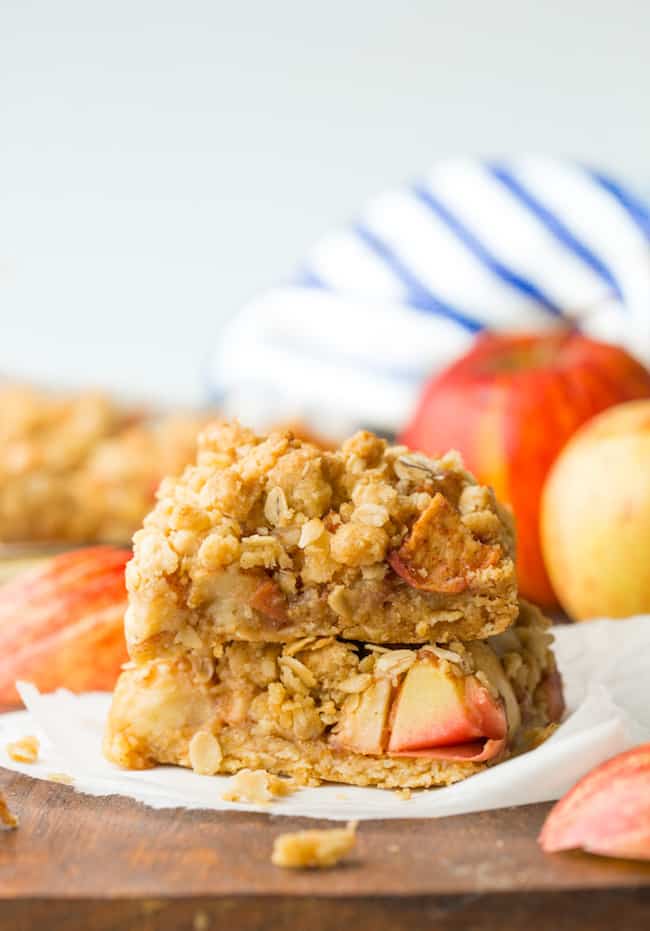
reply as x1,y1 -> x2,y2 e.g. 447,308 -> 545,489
105,602 -> 563,789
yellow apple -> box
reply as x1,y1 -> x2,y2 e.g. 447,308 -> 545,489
541,400 -> 650,619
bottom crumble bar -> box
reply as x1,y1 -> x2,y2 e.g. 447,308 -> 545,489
104,602 -> 564,789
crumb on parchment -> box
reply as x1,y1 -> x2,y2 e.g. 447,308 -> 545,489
0,793 -> 18,830
395,787 -> 412,801
6,736 -> 39,764
47,772 -> 74,785
222,769 -> 295,804
271,821 -> 358,869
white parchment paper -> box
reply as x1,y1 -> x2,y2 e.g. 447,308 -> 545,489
1,617 -> 648,821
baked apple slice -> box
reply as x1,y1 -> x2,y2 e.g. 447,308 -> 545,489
331,679 -> 393,755
388,493 -> 501,594
0,546 -> 130,706
387,657 -> 507,752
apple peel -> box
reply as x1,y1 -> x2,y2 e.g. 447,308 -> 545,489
539,744 -> 650,860
388,493 -> 501,594
390,738 -> 506,763
0,546 -> 130,706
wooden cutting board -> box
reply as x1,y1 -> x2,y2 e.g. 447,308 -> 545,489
1,770 -> 649,930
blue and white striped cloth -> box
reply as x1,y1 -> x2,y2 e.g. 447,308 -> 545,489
208,157 -> 650,435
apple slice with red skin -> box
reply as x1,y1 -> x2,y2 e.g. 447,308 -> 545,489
390,738 -> 506,763
387,657 -> 507,753
388,493 -> 502,594
539,744 -> 650,859
0,546 -> 130,706
331,679 -> 393,755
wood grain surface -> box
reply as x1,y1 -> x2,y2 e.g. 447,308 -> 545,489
1,769 -> 649,930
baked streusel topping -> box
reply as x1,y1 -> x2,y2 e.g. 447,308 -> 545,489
125,421 -> 517,652
0,383 -> 207,543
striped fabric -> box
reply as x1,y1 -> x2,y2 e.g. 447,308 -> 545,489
208,157 -> 650,435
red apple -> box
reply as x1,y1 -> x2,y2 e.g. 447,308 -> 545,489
0,546 -> 130,706
387,658 -> 506,752
401,331 -> 650,606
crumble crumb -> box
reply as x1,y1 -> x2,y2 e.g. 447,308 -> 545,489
395,788 -> 412,801
6,735 -> 39,764
47,772 -> 74,785
222,768 -> 294,804
0,793 -> 18,830
271,820 -> 358,869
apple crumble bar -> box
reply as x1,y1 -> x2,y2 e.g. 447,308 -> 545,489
124,421 -> 517,653
104,601 -> 563,788
0,383 -> 208,543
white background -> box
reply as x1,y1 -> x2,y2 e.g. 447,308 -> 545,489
1,1 -> 648,405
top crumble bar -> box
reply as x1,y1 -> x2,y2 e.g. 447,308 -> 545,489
125,422 -> 518,657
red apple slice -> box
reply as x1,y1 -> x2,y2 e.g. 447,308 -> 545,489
539,744 -> 650,860
387,657 -> 507,753
390,738 -> 506,762
0,546 -> 130,706
388,493 -> 502,594
331,679 -> 393,755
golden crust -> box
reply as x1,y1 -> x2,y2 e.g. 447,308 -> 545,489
125,422 -> 517,651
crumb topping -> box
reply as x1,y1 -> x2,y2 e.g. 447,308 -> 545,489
222,768 -> 295,804
125,421 -> 517,653
0,793 -> 18,830
6,735 -> 39,764
271,821 -> 357,868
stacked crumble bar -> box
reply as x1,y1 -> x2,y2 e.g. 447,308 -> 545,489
104,422 -> 563,789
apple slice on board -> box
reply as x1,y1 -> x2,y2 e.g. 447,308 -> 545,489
539,744 -> 650,860
0,546 -> 130,706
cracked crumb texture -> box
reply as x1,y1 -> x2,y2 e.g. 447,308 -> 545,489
0,793 -> 18,829
6,735 -> 39,764
222,769 -> 295,804
124,420 -> 517,654
0,382 -> 209,543
271,821 -> 358,868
